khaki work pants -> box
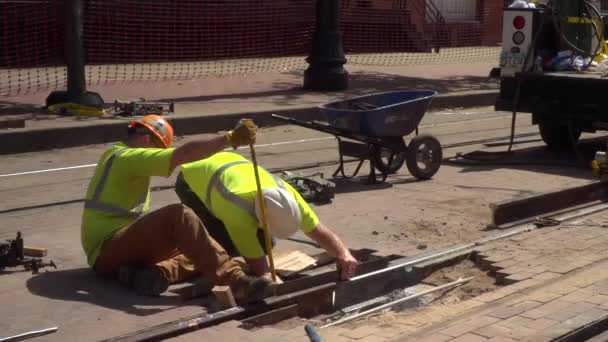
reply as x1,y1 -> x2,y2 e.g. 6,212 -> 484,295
94,204 -> 243,285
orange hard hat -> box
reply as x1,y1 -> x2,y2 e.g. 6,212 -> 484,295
129,114 -> 174,148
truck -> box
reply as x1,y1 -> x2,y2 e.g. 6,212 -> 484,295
495,0 -> 608,149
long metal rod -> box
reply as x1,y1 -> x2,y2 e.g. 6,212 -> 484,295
350,244 -> 473,281
0,327 -> 58,342
321,277 -> 474,329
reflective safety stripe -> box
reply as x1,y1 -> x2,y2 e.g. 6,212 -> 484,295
273,174 -> 286,190
84,147 -> 147,218
206,161 -> 286,216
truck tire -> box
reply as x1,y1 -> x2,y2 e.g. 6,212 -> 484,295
538,120 -> 581,149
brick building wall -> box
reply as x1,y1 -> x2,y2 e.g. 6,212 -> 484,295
480,0 -> 504,45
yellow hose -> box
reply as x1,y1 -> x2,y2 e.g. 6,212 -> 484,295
249,143 -> 277,283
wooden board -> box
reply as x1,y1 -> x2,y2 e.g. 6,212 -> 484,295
274,251 -> 317,277
212,285 -> 237,308
23,246 -> 47,257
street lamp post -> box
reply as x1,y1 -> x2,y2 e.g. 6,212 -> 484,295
304,0 -> 349,91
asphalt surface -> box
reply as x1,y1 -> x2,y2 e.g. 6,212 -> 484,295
1,106 -> 605,341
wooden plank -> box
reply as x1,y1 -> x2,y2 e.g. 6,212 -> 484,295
171,276 -> 213,300
489,181 -> 608,228
23,246 -> 47,257
275,250 -> 317,277
212,286 -> 237,308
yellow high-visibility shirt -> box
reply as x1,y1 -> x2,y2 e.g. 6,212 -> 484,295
81,143 -> 174,266
181,152 -> 319,258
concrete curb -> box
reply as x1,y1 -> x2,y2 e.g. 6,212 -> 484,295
0,90 -> 498,155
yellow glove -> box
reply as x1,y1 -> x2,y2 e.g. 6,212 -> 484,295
225,119 -> 257,149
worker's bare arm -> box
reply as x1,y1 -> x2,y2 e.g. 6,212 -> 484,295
169,135 -> 229,172
306,222 -> 358,280
169,119 -> 257,172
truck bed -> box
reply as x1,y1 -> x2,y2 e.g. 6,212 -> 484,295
496,70 -> 608,115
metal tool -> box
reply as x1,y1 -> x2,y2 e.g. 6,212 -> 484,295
249,143 -> 277,283
0,232 -> 56,274
279,172 -> 335,204
0,327 -> 58,342
113,98 -> 174,117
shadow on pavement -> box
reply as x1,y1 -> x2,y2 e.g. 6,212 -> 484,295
158,72 -> 497,106
0,101 -> 41,116
331,173 -> 423,194
26,267 -> 187,316
444,136 -> 604,181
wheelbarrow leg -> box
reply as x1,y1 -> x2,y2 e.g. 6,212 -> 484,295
333,137 -> 366,179
367,148 -> 392,184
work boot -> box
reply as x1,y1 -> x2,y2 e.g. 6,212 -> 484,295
118,265 -> 170,297
231,274 -> 274,304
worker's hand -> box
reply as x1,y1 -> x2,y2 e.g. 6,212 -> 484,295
225,119 -> 257,149
337,252 -> 359,281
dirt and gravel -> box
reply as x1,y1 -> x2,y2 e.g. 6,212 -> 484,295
422,259 -> 499,304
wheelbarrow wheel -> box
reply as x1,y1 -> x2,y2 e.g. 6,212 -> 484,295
371,137 -> 407,174
406,134 -> 442,180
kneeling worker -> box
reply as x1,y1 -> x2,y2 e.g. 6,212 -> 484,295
81,115 -> 272,301
175,151 -> 359,280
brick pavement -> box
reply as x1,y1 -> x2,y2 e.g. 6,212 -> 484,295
170,213 -> 608,341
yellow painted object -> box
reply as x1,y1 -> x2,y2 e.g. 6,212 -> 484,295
564,16 -> 608,63
249,143 -> 277,283
48,103 -> 105,117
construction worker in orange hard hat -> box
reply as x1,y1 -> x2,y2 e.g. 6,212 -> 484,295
80,114 -> 273,302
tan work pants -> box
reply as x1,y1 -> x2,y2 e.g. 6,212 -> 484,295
94,204 -> 243,285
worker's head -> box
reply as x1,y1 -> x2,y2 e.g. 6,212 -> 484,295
127,114 -> 174,148
254,187 -> 302,239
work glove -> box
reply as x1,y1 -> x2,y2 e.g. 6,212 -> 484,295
225,119 -> 257,149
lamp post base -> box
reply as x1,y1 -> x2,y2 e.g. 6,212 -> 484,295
46,90 -> 104,108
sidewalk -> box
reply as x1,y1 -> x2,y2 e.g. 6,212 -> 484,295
0,62 -> 498,154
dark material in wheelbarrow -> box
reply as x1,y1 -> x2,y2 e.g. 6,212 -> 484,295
320,90 -> 437,137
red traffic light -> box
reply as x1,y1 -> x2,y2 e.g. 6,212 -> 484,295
513,16 -> 526,30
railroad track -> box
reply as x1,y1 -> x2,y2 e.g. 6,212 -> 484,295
102,181 -> 608,342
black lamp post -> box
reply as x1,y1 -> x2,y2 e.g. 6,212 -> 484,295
303,0 -> 349,91
46,0 -> 103,107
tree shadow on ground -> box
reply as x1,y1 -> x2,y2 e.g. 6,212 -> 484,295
159,71 -> 498,106
26,267 -> 208,317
